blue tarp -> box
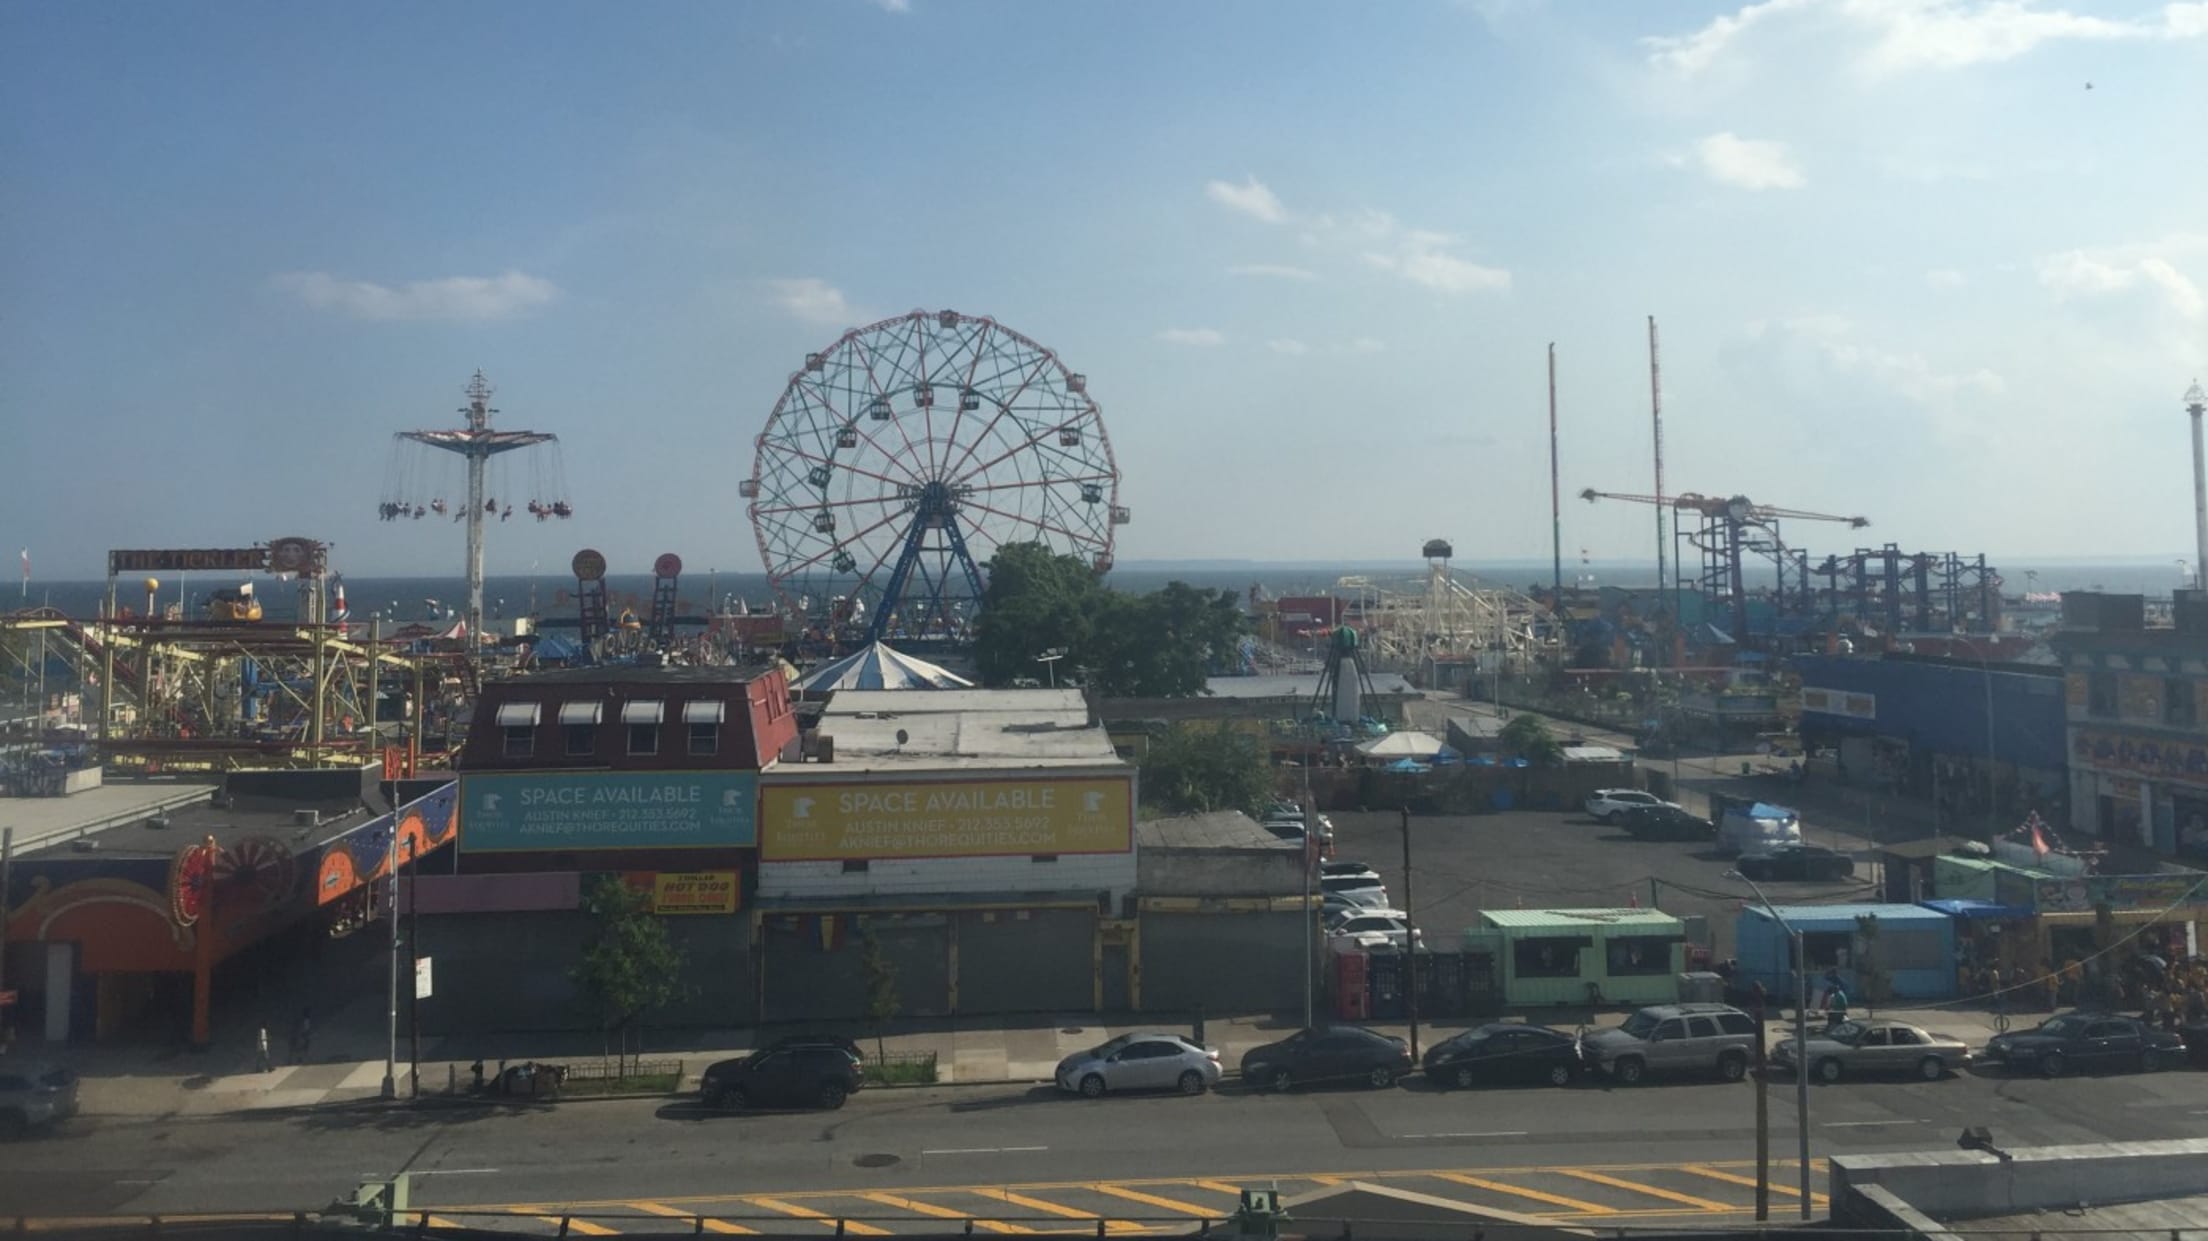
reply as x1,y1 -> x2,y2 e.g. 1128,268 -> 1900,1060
1919,899 -> 2032,921
1385,758 -> 1430,773
1749,802 -> 1797,822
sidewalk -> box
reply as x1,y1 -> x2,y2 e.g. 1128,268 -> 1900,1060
45,1004 -> 2017,1118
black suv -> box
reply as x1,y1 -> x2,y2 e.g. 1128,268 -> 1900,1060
1619,805 -> 1716,841
1736,844 -> 1854,882
701,1037 -> 864,1110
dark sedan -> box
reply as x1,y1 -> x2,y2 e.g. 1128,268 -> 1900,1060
1241,1025 -> 1411,1092
700,1041 -> 864,1110
1619,805 -> 1717,842
1981,1012 -> 2187,1077
1736,844 -> 1855,882
1423,1023 -> 1582,1088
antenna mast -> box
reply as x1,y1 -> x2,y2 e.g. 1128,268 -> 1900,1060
1548,343 -> 1562,604
1648,316 -> 1668,621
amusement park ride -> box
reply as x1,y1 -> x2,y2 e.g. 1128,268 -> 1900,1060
740,310 -> 1128,647
1331,539 -> 1560,673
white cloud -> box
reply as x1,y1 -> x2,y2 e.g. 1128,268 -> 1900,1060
1159,327 -> 1227,347
1692,132 -> 1805,190
1347,337 -> 1387,354
1228,263 -> 1318,281
766,277 -> 858,326
2039,240 -> 2208,320
1649,0 -> 2208,78
1366,243 -> 1513,294
1764,314 -> 2005,404
272,270 -> 559,321
1266,339 -> 1310,355
1204,176 -> 1288,224
1925,267 -> 1968,289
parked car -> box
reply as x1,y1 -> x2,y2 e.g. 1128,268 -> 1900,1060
0,1062 -> 78,1138
1580,1003 -> 1759,1084
1325,911 -> 1423,952
1423,1023 -> 1582,1089
1055,1033 -> 1221,1098
700,1041 -> 864,1110
1321,860 -> 1377,878
1735,844 -> 1855,882
1326,902 -> 1406,929
1241,1025 -> 1412,1091
1584,789 -> 1669,823
1981,1012 -> 2187,1077
1319,874 -> 1390,909
1619,805 -> 1717,842
1264,817 -> 1336,859
1771,1019 -> 1970,1082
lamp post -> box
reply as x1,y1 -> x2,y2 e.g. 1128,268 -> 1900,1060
1035,649 -> 1064,689
1728,869 -> 1812,1220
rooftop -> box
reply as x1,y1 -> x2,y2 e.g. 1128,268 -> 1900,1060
1481,907 -> 1683,930
1137,810 -> 1295,852
492,663 -> 775,687
1,779 -> 219,853
825,687 -> 1088,716
1946,1195 -> 2208,1241
1744,901 -> 1953,925
18,766 -> 389,863
1183,672 -> 1419,700
806,686 -> 1122,772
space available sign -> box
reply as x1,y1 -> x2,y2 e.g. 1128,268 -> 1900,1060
760,775 -> 1133,862
1800,687 -> 1876,721
461,771 -> 758,852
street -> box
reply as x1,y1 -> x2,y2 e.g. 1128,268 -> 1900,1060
11,1063 -> 2208,1232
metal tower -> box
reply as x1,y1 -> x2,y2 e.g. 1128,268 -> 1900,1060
396,373 -> 560,649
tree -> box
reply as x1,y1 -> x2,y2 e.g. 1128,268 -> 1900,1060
1139,723 -> 1272,816
858,920 -> 899,1065
1499,714 -> 1565,767
972,542 -> 1247,697
573,875 -> 687,1076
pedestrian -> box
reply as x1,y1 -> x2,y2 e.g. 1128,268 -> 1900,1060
255,1026 -> 272,1074
1822,970 -> 1850,1030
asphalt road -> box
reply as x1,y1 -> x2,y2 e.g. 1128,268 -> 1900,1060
12,1062 -> 2208,1232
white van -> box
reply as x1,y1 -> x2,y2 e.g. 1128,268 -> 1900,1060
1718,801 -> 1801,855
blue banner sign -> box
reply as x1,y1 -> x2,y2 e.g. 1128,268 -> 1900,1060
461,772 -> 758,852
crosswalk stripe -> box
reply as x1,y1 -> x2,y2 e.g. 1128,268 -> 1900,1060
1679,1164 -> 1830,1204
630,1201 -> 758,1234
744,1196 -> 891,1235
969,1191 -> 1147,1235
860,1192 -> 1035,1234
1189,1181 -> 1255,1198
1088,1184 -> 1222,1218
1555,1170 -> 1736,1212
1430,1173 -> 1616,1216
507,1210 -> 620,1236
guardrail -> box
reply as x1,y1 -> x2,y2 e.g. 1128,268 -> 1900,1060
559,1057 -> 683,1087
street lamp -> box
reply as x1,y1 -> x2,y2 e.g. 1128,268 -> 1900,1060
1727,869 -> 1812,1221
1034,649 -> 1065,688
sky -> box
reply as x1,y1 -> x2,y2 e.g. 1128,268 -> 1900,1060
4,0 -> 2207,583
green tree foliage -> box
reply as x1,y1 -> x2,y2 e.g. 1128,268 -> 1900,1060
573,875 -> 687,1074
1498,714 -> 1566,767
972,543 -> 1245,697
1139,723 -> 1272,816
858,920 -> 900,1064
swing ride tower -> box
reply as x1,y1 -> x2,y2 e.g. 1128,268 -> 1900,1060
380,372 -> 569,649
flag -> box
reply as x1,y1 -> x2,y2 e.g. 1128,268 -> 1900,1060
2028,813 -> 2052,860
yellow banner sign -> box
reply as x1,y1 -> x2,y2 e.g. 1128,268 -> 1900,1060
652,871 -> 739,915
761,776 -> 1134,861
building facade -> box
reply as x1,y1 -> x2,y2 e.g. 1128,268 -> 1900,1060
2051,591 -> 2208,862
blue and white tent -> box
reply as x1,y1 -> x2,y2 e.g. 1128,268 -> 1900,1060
794,641 -> 975,693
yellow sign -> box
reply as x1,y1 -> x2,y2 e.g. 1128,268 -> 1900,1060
761,776 -> 1134,862
652,871 -> 739,915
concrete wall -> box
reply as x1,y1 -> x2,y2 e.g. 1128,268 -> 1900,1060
1139,909 -> 1308,1016
1138,847 -> 1303,898
758,853 -> 1133,905
414,909 -> 755,1034
1832,1140 -> 2208,1229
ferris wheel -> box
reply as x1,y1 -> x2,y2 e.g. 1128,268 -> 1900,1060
743,309 -> 1128,641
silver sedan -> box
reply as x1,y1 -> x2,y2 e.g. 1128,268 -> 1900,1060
1054,1033 -> 1222,1098
1773,1019 -> 1971,1083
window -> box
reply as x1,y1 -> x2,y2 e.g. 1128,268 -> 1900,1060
1890,1026 -> 1924,1046
627,724 -> 659,756
2087,669 -> 2118,716
503,725 -> 532,758
2085,1021 -> 2126,1039
841,859 -> 870,874
564,725 -> 595,757
2167,677 -> 2198,727
1718,1012 -> 1758,1035
1860,1027 -> 1889,1046
1514,937 -> 1584,978
1686,1016 -> 1718,1038
1654,1019 -> 1687,1041
688,722 -> 719,755
1606,936 -> 1674,976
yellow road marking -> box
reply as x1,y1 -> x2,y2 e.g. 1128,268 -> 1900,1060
1431,1173 -> 1616,1216
860,1192 -> 1035,1234
970,1191 -> 1147,1235
508,1210 -> 620,1236
1555,1169 -> 1736,1212
1189,1181 -> 1254,1197
1553,1206 -> 1762,1221
1088,1183 -> 1222,1218
744,1196 -> 891,1235
1680,1164 -> 1830,1204
1307,1175 -> 1343,1186
631,1201 -> 758,1234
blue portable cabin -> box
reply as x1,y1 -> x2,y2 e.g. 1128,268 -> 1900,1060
1734,902 -> 1957,1002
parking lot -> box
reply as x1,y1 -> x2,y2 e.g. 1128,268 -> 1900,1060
1326,804 -> 1878,960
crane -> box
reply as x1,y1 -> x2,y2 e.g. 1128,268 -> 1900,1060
1578,489 -> 1871,644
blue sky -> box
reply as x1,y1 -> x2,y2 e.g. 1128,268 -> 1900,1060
4,0 -> 2206,582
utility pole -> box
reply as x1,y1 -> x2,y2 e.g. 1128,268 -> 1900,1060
381,810 -> 402,1101
408,858 -> 421,1097
1648,316 -> 1668,621
1548,343 -> 1563,604
1399,806 -> 1420,1059
1,827 -> 14,1050
2187,381 -> 2207,590
1302,766 -> 1315,1030
1752,982 -> 1770,1221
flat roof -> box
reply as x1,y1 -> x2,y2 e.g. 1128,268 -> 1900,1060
1,780 -> 219,852
1136,811 -> 1295,851
1191,673 -> 1419,700
824,687 -> 1088,716
1744,902 -> 1952,925
18,769 -> 390,863
1482,908 -> 1684,930
1943,1193 -> 2208,1241
815,687 -> 1120,768
493,663 -> 774,686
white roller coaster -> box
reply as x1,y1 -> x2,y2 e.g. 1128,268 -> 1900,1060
1334,556 -> 1559,672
